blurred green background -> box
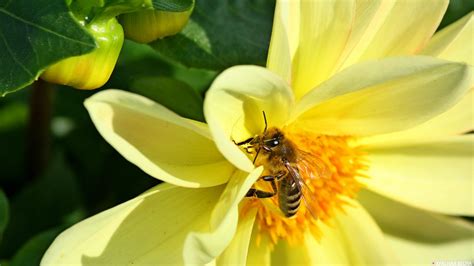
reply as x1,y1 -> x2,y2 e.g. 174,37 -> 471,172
0,0 -> 472,265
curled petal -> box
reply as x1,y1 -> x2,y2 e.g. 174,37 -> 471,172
85,89 -> 234,188
183,167 -> 262,264
204,65 -> 294,172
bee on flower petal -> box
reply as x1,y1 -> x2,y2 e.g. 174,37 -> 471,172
234,112 -> 328,219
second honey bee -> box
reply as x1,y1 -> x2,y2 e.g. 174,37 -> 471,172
234,112 -> 322,218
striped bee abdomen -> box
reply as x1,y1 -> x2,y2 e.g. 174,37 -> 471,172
279,176 -> 302,217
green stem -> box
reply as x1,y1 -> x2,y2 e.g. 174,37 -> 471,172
27,80 -> 54,180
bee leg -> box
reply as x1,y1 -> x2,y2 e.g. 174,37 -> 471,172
246,174 -> 279,198
233,137 -> 255,146
245,188 -> 275,198
244,146 -> 254,154
261,171 -> 287,182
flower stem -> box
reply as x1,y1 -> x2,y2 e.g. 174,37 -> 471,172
27,79 -> 54,180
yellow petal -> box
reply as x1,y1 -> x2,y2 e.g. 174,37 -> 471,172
304,201 -> 396,265
359,189 -> 474,242
354,0 -> 448,62
304,226 -> 351,265
339,0 -> 396,69
246,227 -> 271,266
362,135 -> 474,216
85,89 -> 234,188
266,0 -> 293,82
359,89 -> 473,147
387,235 -> 474,265
183,167 -> 262,264
271,237 -> 312,265
332,201 -> 397,264
41,183 -> 224,265
204,65 -> 294,172
292,57 -> 473,136
216,208 -> 257,265
291,0 -> 355,99
422,12 -> 474,65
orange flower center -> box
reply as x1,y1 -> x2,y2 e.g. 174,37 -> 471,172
240,128 -> 368,247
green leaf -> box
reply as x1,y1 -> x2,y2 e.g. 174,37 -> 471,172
74,0 -> 194,20
0,102 -> 28,132
0,153 -> 82,258
107,40 -> 173,89
108,40 -> 217,94
9,227 -> 62,266
0,0 -> 96,96
130,76 -> 205,121
151,0 -> 275,71
0,189 -> 9,243
152,0 -> 194,12
439,0 -> 474,30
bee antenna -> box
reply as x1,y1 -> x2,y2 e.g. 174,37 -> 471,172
262,111 -> 268,133
253,147 -> 261,164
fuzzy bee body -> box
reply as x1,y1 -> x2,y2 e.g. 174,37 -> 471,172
278,164 -> 303,217
237,124 -> 306,218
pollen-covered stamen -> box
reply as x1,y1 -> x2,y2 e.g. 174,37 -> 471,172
240,128 -> 368,247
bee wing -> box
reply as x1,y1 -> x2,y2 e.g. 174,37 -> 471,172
300,185 -> 319,221
285,162 -> 319,221
295,148 -> 331,180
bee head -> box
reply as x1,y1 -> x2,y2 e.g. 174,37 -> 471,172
263,128 -> 284,149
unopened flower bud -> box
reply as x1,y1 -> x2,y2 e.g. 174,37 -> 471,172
41,18 -> 124,90
119,8 -> 192,43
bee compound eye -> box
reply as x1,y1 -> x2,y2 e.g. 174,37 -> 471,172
268,139 -> 279,147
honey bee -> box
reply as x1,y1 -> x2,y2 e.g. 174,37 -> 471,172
234,112 -> 323,218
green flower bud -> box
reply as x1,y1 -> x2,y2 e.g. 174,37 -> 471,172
41,18 -> 124,90
119,8 -> 193,43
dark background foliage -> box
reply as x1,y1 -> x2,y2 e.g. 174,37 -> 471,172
0,0 -> 472,265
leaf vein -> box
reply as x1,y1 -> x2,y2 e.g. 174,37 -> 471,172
0,30 -> 34,77
25,26 -> 40,66
0,8 -> 95,48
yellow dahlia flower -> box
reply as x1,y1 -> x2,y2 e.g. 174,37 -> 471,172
42,0 -> 473,265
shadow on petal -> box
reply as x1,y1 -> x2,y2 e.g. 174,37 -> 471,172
42,184 -> 225,265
